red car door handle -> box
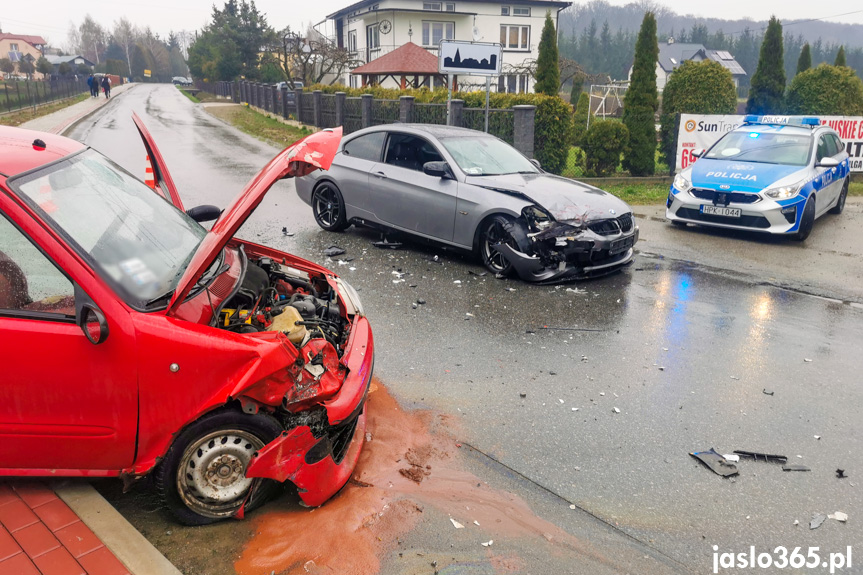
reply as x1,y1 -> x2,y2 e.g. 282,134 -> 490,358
373,171 -> 387,179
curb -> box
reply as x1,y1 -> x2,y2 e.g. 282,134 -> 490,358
59,84 -> 137,136
52,481 -> 182,575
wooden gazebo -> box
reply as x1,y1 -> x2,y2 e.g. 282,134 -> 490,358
351,42 -> 447,89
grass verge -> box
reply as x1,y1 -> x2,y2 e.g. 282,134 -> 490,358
205,104 -> 313,149
601,183 -> 669,205
0,94 -> 89,127
850,182 -> 863,197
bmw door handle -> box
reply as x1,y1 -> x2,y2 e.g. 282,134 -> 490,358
373,171 -> 388,179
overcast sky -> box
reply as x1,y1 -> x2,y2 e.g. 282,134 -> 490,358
2,1 -> 862,46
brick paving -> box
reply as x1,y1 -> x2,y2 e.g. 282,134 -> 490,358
0,482 -> 130,575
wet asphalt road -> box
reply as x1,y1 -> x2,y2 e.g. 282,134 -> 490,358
68,84 -> 862,574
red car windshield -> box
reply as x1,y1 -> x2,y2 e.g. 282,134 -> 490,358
12,149 -> 206,308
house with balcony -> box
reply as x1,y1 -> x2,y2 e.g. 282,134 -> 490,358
323,0 -> 570,92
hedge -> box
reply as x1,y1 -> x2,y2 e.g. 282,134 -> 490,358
304,83 -> 574,174
583,120 -> 629,177
785,64 -> 863,115
659,60 -> 737,167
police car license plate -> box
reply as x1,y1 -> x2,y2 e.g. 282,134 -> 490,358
609,236 -> 635,255
701,205 -> 741,218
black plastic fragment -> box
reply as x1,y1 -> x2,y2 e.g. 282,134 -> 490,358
690,448 -> 739,477
734,450 -> 788,464
782,464 -> 811,472
323,246 -> 345,257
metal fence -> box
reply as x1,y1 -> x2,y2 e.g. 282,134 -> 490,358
463,108 -> 515,144
1,79 -> 90,114
300,94 -> 315,125
343,97 -> 363,134
371,99 -> 399,126
321,94 -> 337,128
413,102 -> 447,125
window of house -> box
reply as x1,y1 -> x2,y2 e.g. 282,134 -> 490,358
513,6 -> 530,16
422,22 -> 455,46
497,74 -> 529,94
367,24 -> 380,49
445,2 -> 455,11
500,25 -> 529,49
10,43 -> 19,51
347,30 -> 357,52
423,2 -> 442,9
501,6 -> 510,15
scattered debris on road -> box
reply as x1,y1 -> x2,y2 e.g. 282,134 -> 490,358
836,469 -> 848,479
481,540 -> 494,547
810,513 -> 827,530
734,451 -> 788,464
612,407 -> 621,413
828,511 -> 848,522
372,239 -> 403,249
690,449 -> 739,477
723,454 -> 740,463
449,518 -> 464,529
323,246 -> 345,257
804,358 -> 813,363
782,464 -> 811,472
762,389 -> 774,396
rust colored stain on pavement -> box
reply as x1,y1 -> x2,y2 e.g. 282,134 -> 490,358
235,379 -> 599,575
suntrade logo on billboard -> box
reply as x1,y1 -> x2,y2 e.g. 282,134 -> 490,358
688,119 -> 740,133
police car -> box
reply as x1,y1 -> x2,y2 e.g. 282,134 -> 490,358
667,116 -> 850,241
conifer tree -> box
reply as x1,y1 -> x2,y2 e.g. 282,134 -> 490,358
835,46 -> 846,67
535,12 -> 560,96
622,11 -> 659,176
796,43 -> 811,75
746,16 -> 785,114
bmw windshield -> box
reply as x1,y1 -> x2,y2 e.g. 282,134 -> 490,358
441,136 -> 539,176
12,149 -> 206,308
705,131 -> 812,166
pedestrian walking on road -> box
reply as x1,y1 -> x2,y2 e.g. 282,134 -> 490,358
101,76 -> 111,99
87,74 -> 97,97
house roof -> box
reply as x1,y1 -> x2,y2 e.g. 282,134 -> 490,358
328,0 -> 570,20
658,42 -> 746,76
0,33 -> 47,46
351,42 -> 439,75
45,55 -> 95,67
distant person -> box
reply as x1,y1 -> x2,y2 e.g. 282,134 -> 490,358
87,74 -> 97,97
101,75 -> 111,99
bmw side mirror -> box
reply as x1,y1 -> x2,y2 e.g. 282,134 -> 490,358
423,161 -> 453,179
79,303 -> 109,345
529,158 -> 542,170
816,157 -> 840,168
185,204 -> 222,223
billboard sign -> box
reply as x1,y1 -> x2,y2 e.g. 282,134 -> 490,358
676,114 -> 863,173
439,41 -> 502,76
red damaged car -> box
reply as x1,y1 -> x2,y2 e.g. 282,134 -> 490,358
0,117 -> 373,524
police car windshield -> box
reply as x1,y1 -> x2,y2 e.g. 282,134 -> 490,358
706,131 -> 811,166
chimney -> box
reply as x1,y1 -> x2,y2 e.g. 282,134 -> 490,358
667,37 -> 675,45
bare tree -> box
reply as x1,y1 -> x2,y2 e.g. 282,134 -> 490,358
113,18 -> 138,77
72,15 -> 107,64
502,57 -> 596,91
277,27 -> 361,87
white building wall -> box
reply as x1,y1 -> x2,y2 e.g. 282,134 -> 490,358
332,0 -> 562,92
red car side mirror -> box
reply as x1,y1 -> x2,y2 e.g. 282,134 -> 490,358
79,304 -> 109,345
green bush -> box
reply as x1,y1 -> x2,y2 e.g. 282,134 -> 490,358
583,120 -> 629,177
304,83 -> 573,174
659,60 -> 737,167
785,64 -> 863,115
571,92 -> 590,146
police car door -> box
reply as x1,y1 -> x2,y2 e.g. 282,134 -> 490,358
814,134 -> 840,215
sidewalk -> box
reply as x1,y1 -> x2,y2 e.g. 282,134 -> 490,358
0,481 -> 130,575
20,83 -> 136,135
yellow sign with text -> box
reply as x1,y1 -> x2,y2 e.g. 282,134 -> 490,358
144,69 -> 151,77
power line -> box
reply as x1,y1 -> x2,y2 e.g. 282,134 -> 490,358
726,9 -> 863,36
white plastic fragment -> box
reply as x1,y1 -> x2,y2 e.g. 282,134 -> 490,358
612,407 -> 620,413
571,407 -> 579,411
723,454 -> 740,463
569,504 -> 576,510
454,280 -> 462,284
474,520 -> 480,526
793,520 -> 799,526
599,392 -> 605,396
481,540 -> 493,547
559,399 -> 564,404
828,511 -> 848,522
804,358 -> 813,362
450,518 -> 464,529
814,435 -> 821,440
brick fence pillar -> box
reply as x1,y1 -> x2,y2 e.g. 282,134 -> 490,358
450,99 -> 464,128
399,95 -> 415,123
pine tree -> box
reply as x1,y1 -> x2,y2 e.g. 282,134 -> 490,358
746,16 -> 785,114
835,46 -> 846,67
569,77 -> 581,104
622,11 -> 659,176
796,43 -> 812,75
535,12 -> 560,96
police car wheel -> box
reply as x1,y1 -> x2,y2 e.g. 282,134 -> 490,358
829,179 -> 848,215
792,197 -> 816,242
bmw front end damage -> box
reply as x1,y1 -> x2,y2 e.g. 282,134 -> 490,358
492,205 -> 639,283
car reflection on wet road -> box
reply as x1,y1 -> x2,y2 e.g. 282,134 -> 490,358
69,84 -> 861,574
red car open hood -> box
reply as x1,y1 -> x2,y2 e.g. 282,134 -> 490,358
165,127 -> 343,316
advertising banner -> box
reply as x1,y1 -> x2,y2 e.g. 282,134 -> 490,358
675,114 -> 863,173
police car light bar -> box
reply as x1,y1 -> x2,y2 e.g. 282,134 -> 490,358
743,115 -> 821,127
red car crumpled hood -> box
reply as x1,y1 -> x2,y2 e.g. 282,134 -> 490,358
167,128 -> 342,316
